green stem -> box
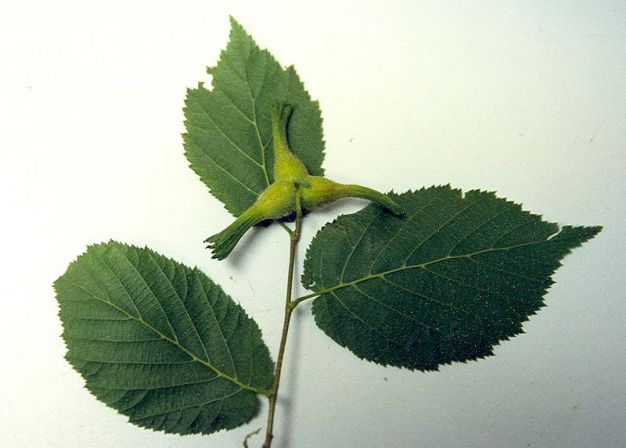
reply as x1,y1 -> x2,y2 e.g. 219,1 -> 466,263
279,222 -> 294,236
289,291 -> 320,310
263,193 -> 303,448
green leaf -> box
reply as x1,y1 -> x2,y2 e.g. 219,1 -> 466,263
183,17 -> 325,216
54,241 -> 274,434
302,186 -> 601,371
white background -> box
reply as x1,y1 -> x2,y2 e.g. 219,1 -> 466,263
1,1 -> 625,447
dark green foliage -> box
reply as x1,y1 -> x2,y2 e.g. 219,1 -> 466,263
183,17 -> 325,217
54,17 -> 603,444
54,241 -> 274,434
302,186 -> 601,370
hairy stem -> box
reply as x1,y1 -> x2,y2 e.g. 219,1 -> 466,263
263,194 -> 303,448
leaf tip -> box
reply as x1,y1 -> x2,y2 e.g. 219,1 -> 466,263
228,15 -> 240,27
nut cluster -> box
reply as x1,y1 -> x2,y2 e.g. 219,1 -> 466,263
206,104 -> 404,259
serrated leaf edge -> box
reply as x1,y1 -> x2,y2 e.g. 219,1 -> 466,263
54,240 -> 273,397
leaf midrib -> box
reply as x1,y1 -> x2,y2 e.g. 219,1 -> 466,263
60,277 -> 271,396
219,55 -> 272,187
309,238 -> 552,299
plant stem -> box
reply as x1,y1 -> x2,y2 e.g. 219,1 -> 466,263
289,291 -> 320,309
263,194 -> 303,448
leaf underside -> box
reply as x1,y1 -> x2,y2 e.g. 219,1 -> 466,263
54,241 -> 274,435
183,17 -> 325,216
302,186 -> 601,371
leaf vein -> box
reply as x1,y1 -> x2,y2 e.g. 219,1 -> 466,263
403,195 -> 487,265
369,196 -> 441,274
195,272 -> 239,382
131,388 -> 244,421
329,291 -> 413,346
352,284 -> 448,336
188,137 -> 261,196
447,206 -> 510,256
188,94 -> 263,167
340,209 -> 382,283
380,275 -> 476,321
62,277 -> 261,394
146,252 -> 212,365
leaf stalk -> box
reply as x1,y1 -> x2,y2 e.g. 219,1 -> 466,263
289,292 -> 320,310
